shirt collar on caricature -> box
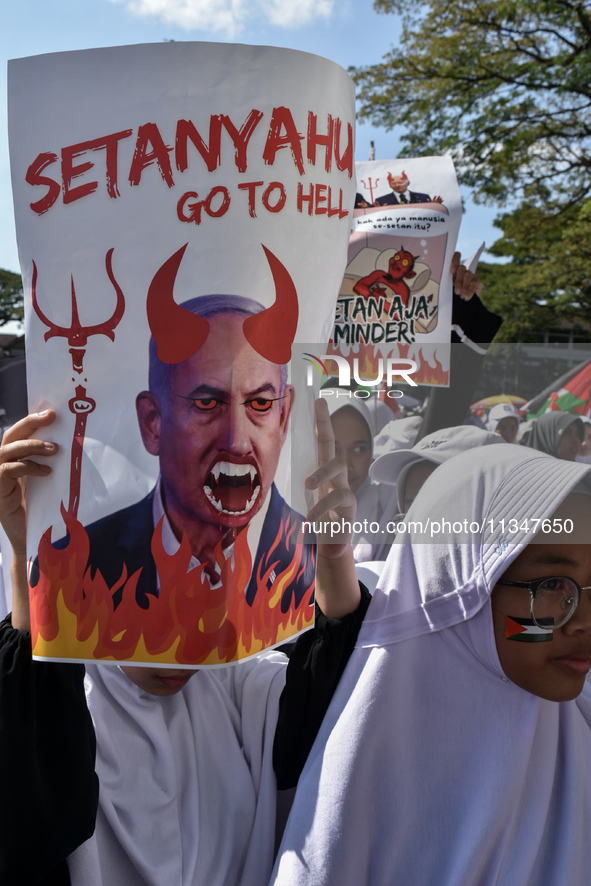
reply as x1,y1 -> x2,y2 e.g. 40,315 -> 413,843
152,477 -> 271,590
398,189 -> 411,202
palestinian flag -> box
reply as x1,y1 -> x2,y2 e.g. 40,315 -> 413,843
505,615 -> 554,642
524,358 -> 591,419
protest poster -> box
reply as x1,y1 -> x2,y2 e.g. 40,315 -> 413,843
8,42 -> 356,666
325,157 -> 461,394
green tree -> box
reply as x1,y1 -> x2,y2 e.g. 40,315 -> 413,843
0,269 -> 24,325
354,0 -> 591,206
478,198 -> 591,338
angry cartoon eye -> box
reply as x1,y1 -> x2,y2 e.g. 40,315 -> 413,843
394,253 -> 400,261
402,259 -> 409,266
248,398 -> 273,412
193,397 -> 219,411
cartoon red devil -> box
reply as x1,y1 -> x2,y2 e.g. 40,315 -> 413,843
353,246 -> 418,307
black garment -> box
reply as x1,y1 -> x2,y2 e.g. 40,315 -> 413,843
0,584 -> 370,885
375,190 -> 431,206
417,292 -> 503,440
451,290 -> 503,346
273,583 -> 372,789
0,617 -> 99,886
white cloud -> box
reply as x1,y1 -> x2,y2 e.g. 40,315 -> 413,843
109,0 -> 335,34
266,0 -> 334,28
110,0 -> 246,35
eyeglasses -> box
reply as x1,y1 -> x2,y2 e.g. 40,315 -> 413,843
497,576 -> 591,630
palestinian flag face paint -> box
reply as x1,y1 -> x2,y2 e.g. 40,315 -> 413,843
505,615 -> 554,642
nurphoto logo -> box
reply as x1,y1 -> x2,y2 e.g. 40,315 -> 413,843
302,353 -> 418,399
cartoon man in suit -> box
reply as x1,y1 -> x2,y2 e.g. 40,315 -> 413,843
39,246 -> 314,619
375,171 -> 443,206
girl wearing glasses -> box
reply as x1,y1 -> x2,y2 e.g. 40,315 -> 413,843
272,445 -> 591,886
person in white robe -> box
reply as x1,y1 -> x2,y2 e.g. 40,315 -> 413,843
271,445 -> 591,886
0,401 -> 364,886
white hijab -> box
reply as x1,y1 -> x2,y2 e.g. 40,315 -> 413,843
69,652 -> 286,886
351,476 -> 397,562
272,447 -> 591,886
323,397 -> 394,561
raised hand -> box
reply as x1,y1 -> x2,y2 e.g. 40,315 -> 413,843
304,398 -> 360,618
450,250 -> 482,301
0,410 -> 58,629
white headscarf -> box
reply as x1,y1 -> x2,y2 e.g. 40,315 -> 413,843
323,393 -> 395,560
272,447 -> 591,886
69,652 -> 286,886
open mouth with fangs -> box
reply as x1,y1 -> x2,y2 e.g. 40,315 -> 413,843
203,460 -> 261,516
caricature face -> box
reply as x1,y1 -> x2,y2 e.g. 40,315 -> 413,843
556,421 -> 582,461
490,494 -> 591,701
137,312 -> 292,536
388,174 -> 409,193
331,406 -> 372,493
388,249 -> 415,279
121,666 -> 197,696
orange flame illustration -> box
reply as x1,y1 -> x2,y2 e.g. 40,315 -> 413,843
30,505 -> 315,665
412,352 -> 447,386
325,342 -> 448,387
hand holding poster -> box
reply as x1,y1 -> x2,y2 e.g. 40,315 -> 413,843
327,156 -> 462,391
8,43 -> 356,666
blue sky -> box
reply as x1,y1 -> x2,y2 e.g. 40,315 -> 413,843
1,0 -> 502,276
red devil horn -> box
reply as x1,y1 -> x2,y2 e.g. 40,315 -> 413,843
242,245 -> 298,364
147,244 -> 209,364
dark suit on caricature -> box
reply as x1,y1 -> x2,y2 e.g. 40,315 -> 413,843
375,190 -> 432,206
31,483 -> 315,616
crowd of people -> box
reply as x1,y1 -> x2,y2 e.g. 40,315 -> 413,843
2,251 -> 591,884
271,442 -> 591,885
3,374 -> 591,884
328,389 -> 590,565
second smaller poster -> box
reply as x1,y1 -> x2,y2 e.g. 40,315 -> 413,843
327,156 -> 462,390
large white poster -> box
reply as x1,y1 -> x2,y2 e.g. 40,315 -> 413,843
8,42 -> 355,666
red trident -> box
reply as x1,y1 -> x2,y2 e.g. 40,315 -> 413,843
360,176 -> 380,204
31,249 -> 125,518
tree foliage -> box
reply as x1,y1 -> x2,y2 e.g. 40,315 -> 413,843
478,198 -> 591,338
0,269 -> 24,326
354,0 -> 591,206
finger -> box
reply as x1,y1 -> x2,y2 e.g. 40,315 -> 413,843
2,410 -> 56,447
0,438 -> 58,466
304,484 -> 316,516
0,459 -> 52,486
449,251 -> 461,275
314,398 -> 335,467
461,271 -> 476,299
456,269 -> 480,300
306,487 -> 357,524
306,455 -> 348,491
453,263 -> 466,297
